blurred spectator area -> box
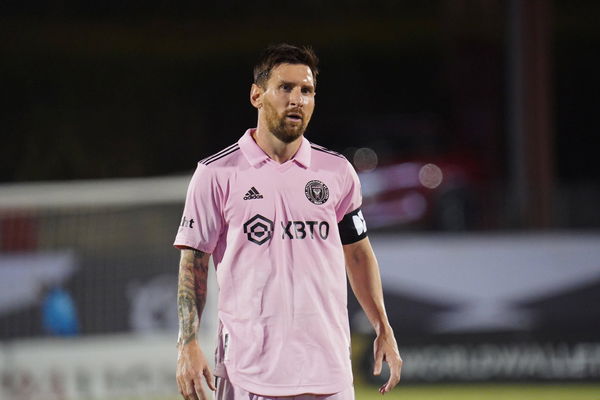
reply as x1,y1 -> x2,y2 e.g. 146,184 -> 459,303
0,178 -> 193,339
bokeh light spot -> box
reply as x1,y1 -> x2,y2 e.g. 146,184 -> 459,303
419,163 -> 443,189
353,147 -> 378,172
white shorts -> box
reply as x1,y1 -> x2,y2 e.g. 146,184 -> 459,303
215,375 -> 355,400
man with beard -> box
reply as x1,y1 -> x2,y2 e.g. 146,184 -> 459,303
174,44 -> 402,400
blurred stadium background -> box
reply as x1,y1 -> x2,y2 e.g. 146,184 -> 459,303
1,1 -> 600,399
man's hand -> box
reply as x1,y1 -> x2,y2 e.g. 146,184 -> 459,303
373,329 -> 403,394
176,341 -> 215,400
344,238 -> 403,394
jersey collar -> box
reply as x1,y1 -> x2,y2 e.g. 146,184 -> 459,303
238,128 -> 311,168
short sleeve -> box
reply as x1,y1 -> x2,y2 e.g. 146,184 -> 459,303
173,163 -> 224,253
335,160 -> 363,222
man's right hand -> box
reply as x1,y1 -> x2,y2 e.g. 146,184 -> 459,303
176,341 -> 216,400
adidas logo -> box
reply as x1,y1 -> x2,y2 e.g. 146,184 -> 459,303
243,187 -> 264,200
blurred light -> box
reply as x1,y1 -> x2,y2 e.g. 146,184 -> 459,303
400,191 -> 427,219
358,171 -> 385,197
419,163 -> 443,189
353,147 -> 378,172
359,162 -> 423,197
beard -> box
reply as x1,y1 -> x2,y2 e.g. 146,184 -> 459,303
263,101 -> 308,144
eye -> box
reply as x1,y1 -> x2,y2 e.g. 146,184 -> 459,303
302,87 -> 314,95
280,84 -> 292,91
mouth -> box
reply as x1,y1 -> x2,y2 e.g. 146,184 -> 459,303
285,112 -> 303,123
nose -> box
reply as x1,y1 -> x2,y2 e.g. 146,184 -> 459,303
289,87 -> 304,107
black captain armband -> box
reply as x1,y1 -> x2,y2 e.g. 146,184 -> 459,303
338,208 -> 368,245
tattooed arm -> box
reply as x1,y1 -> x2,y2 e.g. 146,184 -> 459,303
175,248 -> 216,400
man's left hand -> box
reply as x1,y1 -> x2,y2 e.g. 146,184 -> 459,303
373,330 -> 403,394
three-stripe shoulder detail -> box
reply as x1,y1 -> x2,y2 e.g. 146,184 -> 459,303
310,143 -> 345,159
200,143 -> 240,165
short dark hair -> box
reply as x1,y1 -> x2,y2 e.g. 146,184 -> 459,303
253,43 -> 319,88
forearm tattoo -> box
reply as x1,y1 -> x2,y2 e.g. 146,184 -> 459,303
177,249 -> 209,346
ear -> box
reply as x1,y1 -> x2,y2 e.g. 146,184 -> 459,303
250,83 -> 264,109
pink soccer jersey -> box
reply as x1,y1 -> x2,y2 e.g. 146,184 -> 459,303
174,129 -> 367,396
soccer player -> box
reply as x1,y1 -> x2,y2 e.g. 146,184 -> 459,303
174,43 -> 402,400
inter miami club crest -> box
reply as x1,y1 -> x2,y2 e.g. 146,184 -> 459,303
305,180 -> 329,205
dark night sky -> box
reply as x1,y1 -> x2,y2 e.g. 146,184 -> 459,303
1,1 -> 599,228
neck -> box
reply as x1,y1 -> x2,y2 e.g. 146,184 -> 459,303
253,125 -> 302,164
